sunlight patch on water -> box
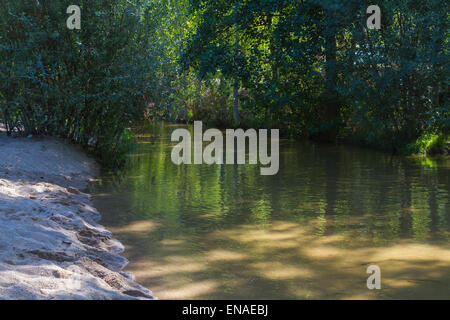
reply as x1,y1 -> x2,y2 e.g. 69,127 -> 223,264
91,123 -> 450,299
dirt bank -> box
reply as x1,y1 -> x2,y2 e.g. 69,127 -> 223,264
0,131 -> 154,299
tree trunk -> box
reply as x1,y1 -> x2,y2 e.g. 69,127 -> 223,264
233,83 -> 240,124
321,7 -> 339,141
233,2 -> 241,125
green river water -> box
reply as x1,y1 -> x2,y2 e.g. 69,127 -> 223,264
91,122 -> 450,299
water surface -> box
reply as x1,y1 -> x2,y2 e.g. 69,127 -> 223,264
91,123 -> 450,299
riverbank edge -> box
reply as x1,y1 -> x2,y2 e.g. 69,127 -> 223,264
0,131 -> 155,300
149,119 -> 449,157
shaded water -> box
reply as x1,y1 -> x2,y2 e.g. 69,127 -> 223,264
91,123 -> 450,299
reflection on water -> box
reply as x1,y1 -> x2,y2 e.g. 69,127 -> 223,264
91,123 -> 450,299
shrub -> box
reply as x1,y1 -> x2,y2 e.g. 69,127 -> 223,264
0,0 -> 150,167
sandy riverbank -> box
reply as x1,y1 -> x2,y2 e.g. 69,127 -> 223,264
0,130 -> 154,299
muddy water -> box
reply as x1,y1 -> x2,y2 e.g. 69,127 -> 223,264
91,123 -> 450,299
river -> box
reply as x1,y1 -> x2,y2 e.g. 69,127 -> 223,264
91,122 -> 450,299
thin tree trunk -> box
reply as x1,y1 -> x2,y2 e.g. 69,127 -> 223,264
322,7 -> 339,140
233,2 -> 240,125
233,83 -> 240,124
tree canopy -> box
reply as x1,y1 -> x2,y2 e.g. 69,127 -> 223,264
0,0 -> 448,165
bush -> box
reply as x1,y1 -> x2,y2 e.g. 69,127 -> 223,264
405,132 -> 449,155
0,0 -> 150,167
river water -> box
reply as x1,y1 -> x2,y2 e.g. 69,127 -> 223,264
91,122 -> 450,299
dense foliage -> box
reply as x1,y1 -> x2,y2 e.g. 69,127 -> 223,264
0,0 -> 448,165
181,0 -> 449,152
0,0 -> 152,166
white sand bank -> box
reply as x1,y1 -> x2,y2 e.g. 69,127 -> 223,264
0,132 -> 154,299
